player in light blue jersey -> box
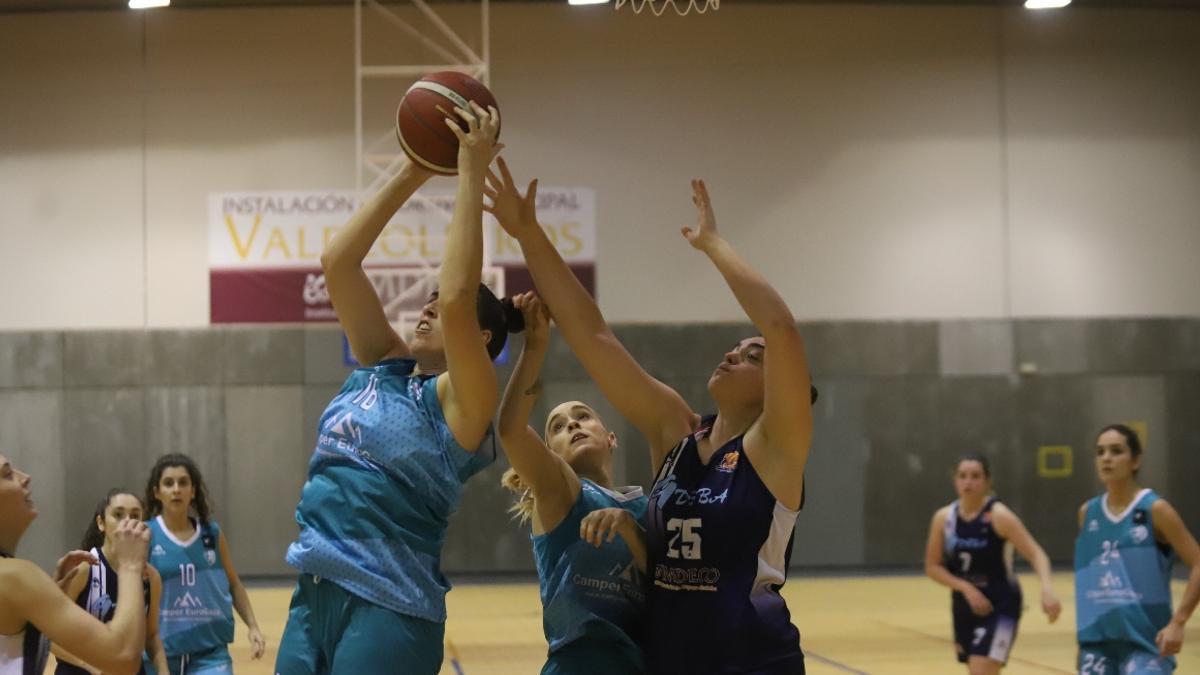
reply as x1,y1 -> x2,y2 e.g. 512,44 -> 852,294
276,102 -> 513,675
497,292 -> 649,675
1075,424 -> 1200,675
145,454 -> 265,675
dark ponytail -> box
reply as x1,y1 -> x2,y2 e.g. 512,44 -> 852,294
81,488 -> 143,550
477,285 -> 526,359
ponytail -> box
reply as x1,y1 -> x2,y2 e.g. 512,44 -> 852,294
500,468 -> 535,525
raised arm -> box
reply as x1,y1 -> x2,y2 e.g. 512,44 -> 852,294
923,508 -> 993,617
322,159 -> 433,366
580,507 -> 648,574
6,520 -> 149,675
436,102 -> 503,451
992,503 -> 1061,622
685,180 -> 813,509
485,158 -> 696,469
498,293 -> 580,533
1152,499 -> 1200,657
217,531 -> 265,660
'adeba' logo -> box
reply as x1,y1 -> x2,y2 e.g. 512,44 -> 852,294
174,592 -> 204,609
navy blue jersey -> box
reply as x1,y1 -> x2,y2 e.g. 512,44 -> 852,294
943,498 -> 1022,610
55,548 -> 151,675
645,418 -> 804,675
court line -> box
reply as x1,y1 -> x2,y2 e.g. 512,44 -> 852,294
805,649 -> 871,675
873,620 -> 1073,674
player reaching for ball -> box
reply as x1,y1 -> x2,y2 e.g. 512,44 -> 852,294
275,95 -> 520,674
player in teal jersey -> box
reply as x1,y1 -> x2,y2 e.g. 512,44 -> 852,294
498,292 -> 649,675
145,454 -> 265,675
0,452 -> 151,675
276,103 -> 513,675
1075,424 -> 1200,675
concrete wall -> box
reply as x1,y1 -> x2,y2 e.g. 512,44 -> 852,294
4,318 -> 1197,574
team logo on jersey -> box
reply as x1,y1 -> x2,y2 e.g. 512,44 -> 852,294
174,592 -> 204,609
1088,520 -> 1100,533
325,411 -> 362,443
1133,509 -> 1148,525
152,544 -> 167,557
716,452 -> 739,473
206,550 -> 218,565
1099,571 -> 1123,589
1130,525 -> 1149,543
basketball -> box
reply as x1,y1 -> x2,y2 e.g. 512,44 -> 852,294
395,71 -> 500,175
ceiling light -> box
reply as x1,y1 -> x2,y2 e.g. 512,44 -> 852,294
1025,0 -> 1071,8
569,0 -> 611,5
129,0 -> 169,8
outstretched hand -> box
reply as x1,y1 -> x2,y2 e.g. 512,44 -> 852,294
680,179 -> 722,252
484,156 -> 540,238
445,101 -> 502,177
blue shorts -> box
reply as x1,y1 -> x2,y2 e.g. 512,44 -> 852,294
275,574 -> 445,675
1079,643 -> 1175,675
163,645 -> 231,675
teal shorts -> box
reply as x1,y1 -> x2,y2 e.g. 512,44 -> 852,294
1079,642 -> 1175,675
162,645 -> 232,675
275,574 -> 445,675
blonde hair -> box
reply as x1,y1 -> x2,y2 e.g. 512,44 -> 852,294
501,468 -> 535,525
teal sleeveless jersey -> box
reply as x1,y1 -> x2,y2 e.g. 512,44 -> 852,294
1075,489 -> 1174,652
285,358 -> 495,623
148,516 -> 235,656
533,480 -> 649,674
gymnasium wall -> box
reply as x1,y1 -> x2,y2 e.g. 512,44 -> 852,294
3,319 -> 1198,574
1,3 -> 1198,576
1,4 -> 1199,328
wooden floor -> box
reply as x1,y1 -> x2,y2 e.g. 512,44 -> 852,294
212,573 -> 1197,674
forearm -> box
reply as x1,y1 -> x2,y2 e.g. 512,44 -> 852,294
231,582 -> 260,631
516,224 -> 608,339
149,635 -> 169,675
925,563 -> 971,594
323,162 -> 429,269
700,238 -> 796,336
439,171 -> 486,304
619,519 -> 648,575
1171,564 -> 1200,626
51,644 -> 101,674
1030,548 -> 1055,589
498,343 -> 548,437
105,567 -> 149,663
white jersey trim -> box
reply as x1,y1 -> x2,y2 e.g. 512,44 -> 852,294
0,630 -> 24,675
596,484 -> 645,503
750,500 -> 800,598
1101,488 -> 1151,525
156,515 -> 201,548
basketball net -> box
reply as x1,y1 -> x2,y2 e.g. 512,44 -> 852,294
616,0 -> 718,16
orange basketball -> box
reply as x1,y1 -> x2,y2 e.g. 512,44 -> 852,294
395,71 -> 500,175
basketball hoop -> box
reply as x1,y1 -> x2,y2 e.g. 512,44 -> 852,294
616,0 -> 718,16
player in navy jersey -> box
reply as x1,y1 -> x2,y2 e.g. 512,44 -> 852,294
0,452 -> 151,675
53,488 -> 168,675
487,162 -> 814,674
1075,424 -> 1200,675
497,292 -> 649,675
275,103 -> 516,675
144,454 -> 264,675
924,454 -> 1062,674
